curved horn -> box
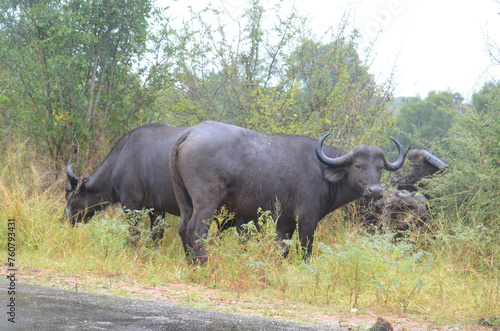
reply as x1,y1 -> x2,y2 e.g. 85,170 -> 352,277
423,151 -> 448,168
315,133 -> 353,167
67,164 -> 79,190
383,137 -> 406,171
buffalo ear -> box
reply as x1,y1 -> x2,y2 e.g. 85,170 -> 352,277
323,167 -> 345,183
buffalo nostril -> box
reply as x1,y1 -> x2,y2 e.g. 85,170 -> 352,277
366,186 -> 383,197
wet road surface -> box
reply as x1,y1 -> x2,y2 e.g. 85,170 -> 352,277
0,280 -> 342,330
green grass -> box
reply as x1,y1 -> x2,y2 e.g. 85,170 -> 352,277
0,144 -> 498,329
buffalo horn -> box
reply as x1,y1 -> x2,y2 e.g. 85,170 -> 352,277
423,152 -> 448,168
383,138 -> 405,171
315,133 -> 353,167
67,164 -> 79,190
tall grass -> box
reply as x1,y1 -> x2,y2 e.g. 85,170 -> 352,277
0,141 -> 498,328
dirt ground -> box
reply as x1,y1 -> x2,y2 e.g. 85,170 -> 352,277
5,265 -> 497,331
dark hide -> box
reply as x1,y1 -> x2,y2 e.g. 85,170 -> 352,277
64,123 -> 186,243
353,188 -> 429,233
169,121 -> 406,264
377,188 -> 428,233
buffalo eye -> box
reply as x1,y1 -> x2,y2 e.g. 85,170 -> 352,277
355,163 -> 362,169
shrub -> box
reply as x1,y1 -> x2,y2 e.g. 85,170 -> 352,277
424,94 -> 500,227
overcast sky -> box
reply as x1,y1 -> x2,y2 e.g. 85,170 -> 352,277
161,0 -> 500,100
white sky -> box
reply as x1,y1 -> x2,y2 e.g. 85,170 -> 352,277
159,0 -> 500,100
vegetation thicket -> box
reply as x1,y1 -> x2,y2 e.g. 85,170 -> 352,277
0,0 -> 498,329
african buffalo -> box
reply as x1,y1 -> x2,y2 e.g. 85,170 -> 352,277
64,123 -> 186,242
378,188 -> 428,232
356,188 -> 429,233
393,149 -> 447,192
169,121 -> 407,264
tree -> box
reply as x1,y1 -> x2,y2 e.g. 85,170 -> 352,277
472,81 -> 500,114
395,91 -> 462,147
154,0 -> 397,147
425,90 -> 500,226
0,0 -> 160,171
153,0 -> 308,132
285,34 -> 394,143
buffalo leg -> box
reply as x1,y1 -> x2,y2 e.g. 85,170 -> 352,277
297,220 -> 318,261
177,205 -> 194,260
276,222 -> 296,258
186,216 -> 211,265
185,205 -> 220,265
171,180 -> 195,260
150,212 -> 166,248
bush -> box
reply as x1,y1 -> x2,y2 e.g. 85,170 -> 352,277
419,90 -> 500,293
424,97 -> 500,227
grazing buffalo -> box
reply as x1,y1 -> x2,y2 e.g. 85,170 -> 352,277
169,121 -> 407,264
393,149 -> 447,192
357,188 -> 429,234
378,188 -> 428,232
64,123 -> 186,242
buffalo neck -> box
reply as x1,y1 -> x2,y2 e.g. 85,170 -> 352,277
326,176 -> 361,215
84,156 -> 118,205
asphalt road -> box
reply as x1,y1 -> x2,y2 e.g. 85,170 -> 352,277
0,280 -> 342,330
